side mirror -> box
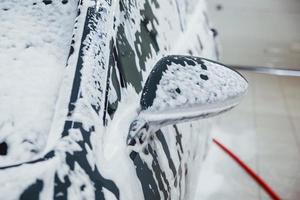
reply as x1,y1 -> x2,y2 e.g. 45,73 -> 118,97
127,55 -> 248,145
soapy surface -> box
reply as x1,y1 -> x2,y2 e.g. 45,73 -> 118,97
150,58 -> 247,112
0,0 -> 232,199
0,0 -> 78,164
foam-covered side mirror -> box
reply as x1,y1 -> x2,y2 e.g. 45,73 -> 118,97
127,55 -> 248,145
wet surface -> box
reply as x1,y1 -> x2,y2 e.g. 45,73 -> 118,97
197,71 -> 300,200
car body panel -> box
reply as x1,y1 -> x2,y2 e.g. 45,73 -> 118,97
0,0 -> 220,199
0,0 -> 78,165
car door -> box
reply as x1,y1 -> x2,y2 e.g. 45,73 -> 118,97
104,0 -> 217,199
0,1 -> 219,199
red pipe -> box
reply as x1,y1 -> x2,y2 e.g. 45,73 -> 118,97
212,138 -> 281,200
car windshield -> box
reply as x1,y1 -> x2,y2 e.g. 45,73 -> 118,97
0,0 -> 78,165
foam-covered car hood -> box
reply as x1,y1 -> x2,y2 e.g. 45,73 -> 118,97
0,0 -> 78,165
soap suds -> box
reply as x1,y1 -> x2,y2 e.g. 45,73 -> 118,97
0,0 -> 78,165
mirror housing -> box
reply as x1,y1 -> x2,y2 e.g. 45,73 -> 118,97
127,55 -> 248,145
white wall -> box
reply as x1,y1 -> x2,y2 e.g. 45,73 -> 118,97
207,0 -> 300,69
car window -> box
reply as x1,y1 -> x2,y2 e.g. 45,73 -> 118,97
107,45 -> 124,119
106,0 -> 185,119
106,0 -> 216,121
113,0 -> 183,92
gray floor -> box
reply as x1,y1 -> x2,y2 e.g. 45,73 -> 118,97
197,1 -> 300,198
197,71 -> 300,200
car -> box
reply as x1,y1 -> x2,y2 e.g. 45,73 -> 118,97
0,0 -> 248,199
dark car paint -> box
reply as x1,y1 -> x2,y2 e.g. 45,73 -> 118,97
0,0 -> 218,199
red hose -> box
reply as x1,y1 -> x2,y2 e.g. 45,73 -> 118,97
212,138 -> 281,200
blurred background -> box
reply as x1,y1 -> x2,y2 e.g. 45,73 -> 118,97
196,1 -> 300,200
208,0 -> 300,70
